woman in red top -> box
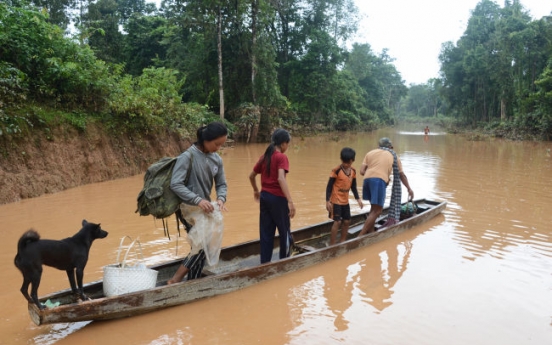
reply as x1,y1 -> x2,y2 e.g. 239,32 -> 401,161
249,129 -> 295,263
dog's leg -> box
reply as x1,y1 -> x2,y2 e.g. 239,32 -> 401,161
30,270 -> 45,310
75,267 -> 89,301
68,268 -> 89,302
66,269 -> 83,303
20,277 -> 33,303
66,269 -> 78,293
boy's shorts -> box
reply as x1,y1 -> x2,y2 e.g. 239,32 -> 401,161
329,204 -> 351,221
362,178 -> 386,206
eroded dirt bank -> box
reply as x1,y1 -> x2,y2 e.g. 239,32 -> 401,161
0,124 -> 190,205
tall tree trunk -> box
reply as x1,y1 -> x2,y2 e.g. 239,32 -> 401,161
500,97 -> 506,121
483,87 -> 487,122
251,0 -> 258,104
217,6 -> 225,120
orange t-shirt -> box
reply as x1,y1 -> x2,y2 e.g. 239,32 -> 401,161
361,149 -> 403,183
329,165 -> 357,205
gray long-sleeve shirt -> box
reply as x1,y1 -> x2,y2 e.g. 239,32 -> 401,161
170,145 -> 227,206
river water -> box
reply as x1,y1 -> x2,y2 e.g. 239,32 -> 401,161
1,126 -> 551,345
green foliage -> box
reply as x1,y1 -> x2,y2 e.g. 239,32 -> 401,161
64,111 -> 88,132
1,0 -> 415,141
123,13 -> 167,76
524,61 -> 552,139
333,110 -> 360,130
107,67 -> 184,133
0,3 -> 113,109
330,71 -> 368,130
399,79 -> 447,118
0,2 -> 230,140
344,44 -> 405,126
0,113 -> 33,137
533,61 -> 552,114
163,26 -> 217,106
286,28 -> 343,125
438,0 -> 552,135
167,102 -> 235,141
83,0 -> 125,64
29,0 -> 74,29
0,61 -> 28,105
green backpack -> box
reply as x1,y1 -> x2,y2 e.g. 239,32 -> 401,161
136,151 -> 193,223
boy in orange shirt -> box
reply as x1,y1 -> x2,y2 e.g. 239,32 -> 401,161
326,147 -> 364,245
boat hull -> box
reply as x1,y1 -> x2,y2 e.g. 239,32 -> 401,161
29,199 -> 446,325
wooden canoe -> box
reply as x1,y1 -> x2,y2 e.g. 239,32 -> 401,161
28,198 -> 446,325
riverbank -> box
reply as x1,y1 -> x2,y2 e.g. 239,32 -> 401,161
0,123 -> 190,205
1,115 -> 546,205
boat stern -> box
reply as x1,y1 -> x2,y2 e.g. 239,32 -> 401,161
28,303 -> 44,326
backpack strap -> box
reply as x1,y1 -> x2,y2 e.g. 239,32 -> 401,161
174,149 -> 194,237
183,149 -> 193,186
175,209 -> 193,233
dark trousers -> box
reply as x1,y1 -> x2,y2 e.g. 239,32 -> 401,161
176,211 -> 205,280
259,191 -> 291,264
181,249 -> 206,280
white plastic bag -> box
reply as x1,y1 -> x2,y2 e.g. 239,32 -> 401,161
179,202 -> 224,266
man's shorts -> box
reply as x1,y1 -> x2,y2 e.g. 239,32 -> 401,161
329,203 -> 351,221
362,178 -> 386,206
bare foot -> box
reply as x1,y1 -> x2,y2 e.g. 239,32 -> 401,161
167,265 -> 189,285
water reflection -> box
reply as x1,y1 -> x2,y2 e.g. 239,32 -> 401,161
435,136 -> 552,261
32,322 -> 90,345
324,265 -> 354,332
355,241 -> 412,312
285,215 -> 444,345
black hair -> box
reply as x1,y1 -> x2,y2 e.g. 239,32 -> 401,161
340,147 -> 356,162
196,122 -> 228,146
263,128 -> 291,176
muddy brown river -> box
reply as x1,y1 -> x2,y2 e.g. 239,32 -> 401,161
1,125 -> 551,345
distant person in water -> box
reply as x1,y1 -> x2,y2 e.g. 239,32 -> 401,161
424,126 -> 430,135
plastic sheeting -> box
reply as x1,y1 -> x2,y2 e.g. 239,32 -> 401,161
179,202 -> 224,266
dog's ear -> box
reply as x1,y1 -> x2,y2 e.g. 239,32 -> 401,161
82,219 -> 88,226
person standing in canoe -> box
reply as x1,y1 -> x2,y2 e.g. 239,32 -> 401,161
167,122 -> 228,284
326,147 -> 363,245
357,137 -> 414,237
249,129 -> 296,264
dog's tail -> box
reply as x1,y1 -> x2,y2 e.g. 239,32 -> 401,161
14,230 -> 40,268
16,229 -> 40,254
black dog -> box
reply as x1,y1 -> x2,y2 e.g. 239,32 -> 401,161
14,219 -> 108,309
